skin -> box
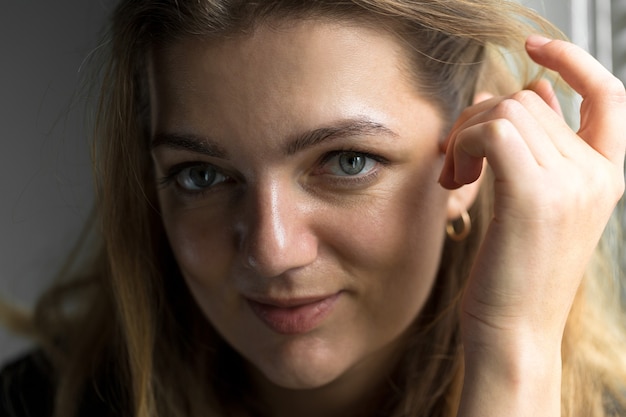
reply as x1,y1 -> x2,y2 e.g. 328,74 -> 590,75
149,20 -> 476,416
443,36 -> 626,416
149,17 -> 626,417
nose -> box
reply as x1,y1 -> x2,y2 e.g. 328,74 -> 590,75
235,180 -> 318,277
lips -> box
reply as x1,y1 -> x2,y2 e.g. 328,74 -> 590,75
246,292 -> 342,335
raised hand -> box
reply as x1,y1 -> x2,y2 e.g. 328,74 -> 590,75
440,36 -> 626,416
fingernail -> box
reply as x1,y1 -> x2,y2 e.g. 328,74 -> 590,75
438,168 -> 460,190
437,168 -> 447,186
526,34 -> 552,48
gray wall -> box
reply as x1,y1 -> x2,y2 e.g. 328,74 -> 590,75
525,0 -> 626,84
524,0 -> 572,39
0,2 -> 112,363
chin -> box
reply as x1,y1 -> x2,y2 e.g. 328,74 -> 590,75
261,368 -> 341,390
249,339 -> 351,390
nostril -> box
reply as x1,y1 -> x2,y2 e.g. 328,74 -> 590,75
245,255 -> 257,270
241,241 -> 264,271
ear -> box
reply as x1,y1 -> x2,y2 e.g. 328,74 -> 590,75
445,91 -> 493,220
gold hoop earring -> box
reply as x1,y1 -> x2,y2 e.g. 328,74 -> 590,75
446,210 -> 471,242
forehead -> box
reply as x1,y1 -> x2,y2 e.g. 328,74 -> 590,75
147,19 -> 436,147
151,17 -> 408,73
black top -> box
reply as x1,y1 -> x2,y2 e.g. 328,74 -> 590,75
0,351 -> 118,417
0,351 -> 55,417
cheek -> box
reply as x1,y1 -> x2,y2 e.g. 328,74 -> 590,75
324,166 -> 449,275
319,169 -> 449,327
160,204 -> 248,343
160,202 -> 236,296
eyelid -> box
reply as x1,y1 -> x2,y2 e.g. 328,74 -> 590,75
313,149 -> 389,188
158,161 -> 205,185
323,145 -> 387,160
319,150 -> 388,170
179,165 -> 228,190
156,148 -> 389,196
322,152 -> 375,177
158,161 -> 231,197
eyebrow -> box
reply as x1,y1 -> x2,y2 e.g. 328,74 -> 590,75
151,133 -> 228,158
284,118 -> 398,155
150,118 -> 398,158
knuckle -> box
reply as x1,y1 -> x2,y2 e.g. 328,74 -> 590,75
484,118 -> 515,142
510,89 -> 537,106
491,97 -> 523,119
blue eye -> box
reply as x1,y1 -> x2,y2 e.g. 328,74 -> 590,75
326,152 -> 377,176
175,164 -> 228,191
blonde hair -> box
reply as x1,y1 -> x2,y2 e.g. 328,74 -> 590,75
4,1 -> 625,416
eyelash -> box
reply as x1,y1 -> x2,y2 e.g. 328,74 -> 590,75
158,161 -> 229,200
317,149 -> 388,184
157,148 -> 389,198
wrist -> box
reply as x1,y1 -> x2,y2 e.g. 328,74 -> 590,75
458,341 -> 562,417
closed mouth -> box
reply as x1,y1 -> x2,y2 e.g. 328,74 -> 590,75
246,292 -> 342,334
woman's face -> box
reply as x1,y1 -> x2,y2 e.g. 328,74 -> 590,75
150,19 -> 456,391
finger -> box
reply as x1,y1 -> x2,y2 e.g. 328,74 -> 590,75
527,78 -> 563,118
522,80 -> 587,157
451,118 -> 538,188
526,35 -> 626,163
439,94 -> 555,189
442,89 -> 565,162
474,92 -> 494,106
450,93 -> 563,166
509,87 -> 583,159
440,94 -> 507,154
440,111 -> 543,190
